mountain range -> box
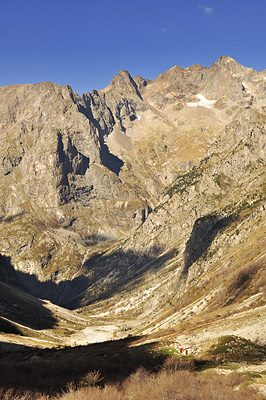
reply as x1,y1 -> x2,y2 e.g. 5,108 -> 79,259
1,56 -> 266,361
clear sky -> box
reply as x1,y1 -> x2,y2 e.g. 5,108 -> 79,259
1,0 -> 265,95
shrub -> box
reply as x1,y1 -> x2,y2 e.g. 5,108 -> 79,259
78,371 -> 103,388
162,356 -> 196,372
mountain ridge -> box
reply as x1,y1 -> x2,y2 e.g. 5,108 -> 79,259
1,57 -> 266,356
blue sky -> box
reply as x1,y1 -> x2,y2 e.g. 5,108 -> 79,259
0,0 -> 265,95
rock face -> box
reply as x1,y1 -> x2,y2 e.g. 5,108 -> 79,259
1,56 -> 266,310
0,81 -> 151,286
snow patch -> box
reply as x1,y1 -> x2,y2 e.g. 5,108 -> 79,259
186,94 -> 216,109
242,81 -> 252,94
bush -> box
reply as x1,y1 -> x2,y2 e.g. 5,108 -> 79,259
2,368 -> 263,400
58,368 -> 263,400
162,356 -> 196,372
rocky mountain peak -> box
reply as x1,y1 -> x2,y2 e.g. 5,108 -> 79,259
213,55 -> 257,80
216,55 -> 238,65
133,75 -> 149,93
104,70 -> 143,100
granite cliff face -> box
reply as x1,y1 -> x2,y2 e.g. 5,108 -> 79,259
1,57 -> 266,317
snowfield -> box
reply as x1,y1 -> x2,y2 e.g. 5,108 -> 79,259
186,94 -> 217,108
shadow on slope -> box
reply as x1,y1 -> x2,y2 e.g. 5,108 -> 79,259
0,246 -> 177,310
0,336 -> 166,395
15,269 -> 90,309
0,254 -> 22,288
183,213 -> 232,275
66,246 -> 178,308
0,255 -> 57,330
0,317 -> 22,335
78,102 -> 124,175
0,341 -> 32,353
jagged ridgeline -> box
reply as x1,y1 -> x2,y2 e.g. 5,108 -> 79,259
1,56 -> 266,314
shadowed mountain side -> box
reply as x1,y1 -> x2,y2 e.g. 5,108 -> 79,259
0,281 -> 57,330
63,246 -> 178,309
0,254 -> 22,288
99,142 -> 124,176
0,317 -> 22,335
0,341 -> 33,353
183,214 -> 233,275
13,269 -> 90,307
0,336 -> 170,396
0,255 -> 57,330
77,101 -> 124,175
0,247 -> 177,310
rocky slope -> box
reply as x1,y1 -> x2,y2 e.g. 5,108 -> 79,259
1,56 -> 266,330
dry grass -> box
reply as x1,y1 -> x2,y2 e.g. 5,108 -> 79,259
1,355 -> 264,400
56,367 -> 263,400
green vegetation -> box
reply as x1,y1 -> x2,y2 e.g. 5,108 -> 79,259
208,336 -> 266,362
166,165 -> 203,198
